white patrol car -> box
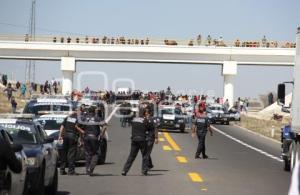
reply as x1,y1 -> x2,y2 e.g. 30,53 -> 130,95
158,105 -> 186,133
34,113 -> 68,137
23,95 -> 74,116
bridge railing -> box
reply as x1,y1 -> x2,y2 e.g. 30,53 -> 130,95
0,34 -> 296,48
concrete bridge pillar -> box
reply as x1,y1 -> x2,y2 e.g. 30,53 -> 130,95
61,57 -> 76,95
223,61 -> 237,108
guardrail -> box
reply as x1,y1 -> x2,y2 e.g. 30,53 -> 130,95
0,34 -> 296,48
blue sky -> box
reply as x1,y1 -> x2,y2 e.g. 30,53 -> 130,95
0,0 -> 299,98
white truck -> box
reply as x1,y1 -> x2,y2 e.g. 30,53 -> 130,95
278,27 -> 300,172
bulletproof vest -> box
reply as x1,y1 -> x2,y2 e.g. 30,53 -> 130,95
147,118 -> 157,139
195,117 -> 209,132
131,117 -> 148,141
64,114 -> 78,135
85,116 -> 101,137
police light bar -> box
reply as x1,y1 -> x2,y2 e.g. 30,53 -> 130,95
0,114 -> 35,120
31,94 -> 70,100
38,111 -> 73,115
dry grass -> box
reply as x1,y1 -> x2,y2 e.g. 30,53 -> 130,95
235,115 -> 289,142
0,89 -> 27,113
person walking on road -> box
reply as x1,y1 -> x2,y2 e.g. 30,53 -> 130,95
122,110 -> 150,176
192,106 -> 213,159
83,107 -> 107,176
59,109 -> 85,175
3,83 -> 16,101
144,109 -> 159,170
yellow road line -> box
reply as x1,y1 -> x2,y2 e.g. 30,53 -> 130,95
176,156 -> 188,163
201,188 -> 208,191
163,132 -> 181,151
159,137 -> 165,142
188,172 -> 203,183
163,145 -> 172,151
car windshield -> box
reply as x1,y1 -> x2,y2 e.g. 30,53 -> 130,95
0,123 -> 37,144
161,108 -> 175,115
36,118 -> 65,130
209,106 -> 225,111
24,102 -> 73,115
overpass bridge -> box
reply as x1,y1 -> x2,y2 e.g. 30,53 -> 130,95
0,35 -> 296,106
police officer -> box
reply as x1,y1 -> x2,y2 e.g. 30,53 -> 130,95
122,110 -> 150,176
83,107 -> 107,176
144,109 -> 159,169
192,106 -> 213,159
59,109 -> 84,175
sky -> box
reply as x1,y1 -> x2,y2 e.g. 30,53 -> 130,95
0,0 -> 299,98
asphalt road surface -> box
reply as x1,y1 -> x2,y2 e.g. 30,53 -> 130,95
58,118 -> 291,195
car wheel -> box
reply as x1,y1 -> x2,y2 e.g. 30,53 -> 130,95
30,166 -> 45,195
98,139 -> 107,165
45,168 -> 58,195
180,124 -> 185,133
226,121 -> 230,125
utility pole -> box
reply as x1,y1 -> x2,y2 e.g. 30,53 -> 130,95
26,0 -> 36,84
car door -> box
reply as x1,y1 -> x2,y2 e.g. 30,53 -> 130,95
36,125 -> 54,185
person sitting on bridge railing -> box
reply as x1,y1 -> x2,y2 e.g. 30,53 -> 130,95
53,37 -> 57,43
67,37 -> 71,43
262,35 -> 267,47
60,37 -> 64,43
197,34 -> 202,45
25,34 -> 29,42
164,39 -> 177,45
146,38 -> 149,45
188,39 -> 194,46
206,35 -> 212,46
76,38 -> 80,43
235,39 -> 241,47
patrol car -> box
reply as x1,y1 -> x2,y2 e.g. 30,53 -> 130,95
158,106 -> 185,133
0,127 -> 29,195
206,104 -> 230,125
0,116 -> 59,195
23,95 -> 74,116
35,112 -> 108,165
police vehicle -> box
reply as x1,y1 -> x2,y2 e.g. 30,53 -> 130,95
23,95 -> 74,116
0,128 -> 29,195
35,111 -> 108,165
158,106 -> 185,133
0,115 -> 59,195
228,108 -> 241,121
206,104 -> 230,125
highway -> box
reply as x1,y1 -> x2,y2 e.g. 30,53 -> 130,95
57,115 -> 291,195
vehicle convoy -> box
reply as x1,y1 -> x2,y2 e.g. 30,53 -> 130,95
0,115 -> 59,194
278,28 -> 300,172
206,104 -> 230,125
158,106 -> 185,133
0,127 -> 28,195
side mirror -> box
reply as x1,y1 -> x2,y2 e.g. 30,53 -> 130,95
277,84 -> 286,105
12,144 -> 23,152
44,137 -> 54,143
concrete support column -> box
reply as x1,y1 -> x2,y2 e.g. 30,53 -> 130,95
61,57 -> 76,95
291,27 -> 300,132
222,61 -> 237,107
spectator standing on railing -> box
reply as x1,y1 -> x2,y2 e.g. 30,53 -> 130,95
2,74 -> 7,86
16,81 -> 20,89
197,34 -> 202,45
262,35 -> 267,47
207,35 -> 212,46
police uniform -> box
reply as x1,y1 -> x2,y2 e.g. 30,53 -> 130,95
60,113 -> 79,174
122,117 -> 150,175
83,116 -> 103,175
194,116 -> 210,158
146,117 -> 158,169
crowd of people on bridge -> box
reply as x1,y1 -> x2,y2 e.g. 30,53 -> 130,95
23,33 -> 296,48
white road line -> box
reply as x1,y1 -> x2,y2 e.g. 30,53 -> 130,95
105,105 -> 120,124
211,126 -> 283,162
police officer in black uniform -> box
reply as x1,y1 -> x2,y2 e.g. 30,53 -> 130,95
192,106 -> 213,159
59,109 -> 84,175
144,109 -> 159,169
122,110 -> 150,176
83,107 -> 107,176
